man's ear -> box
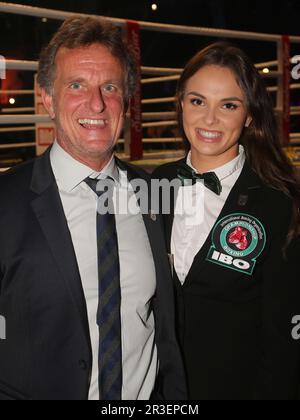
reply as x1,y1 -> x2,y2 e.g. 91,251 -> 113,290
41,88 -> 55,120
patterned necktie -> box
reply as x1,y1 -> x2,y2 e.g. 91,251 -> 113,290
177,161 -> 222,196
85,177 -> 122,400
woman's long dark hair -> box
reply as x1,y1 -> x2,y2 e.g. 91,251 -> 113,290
177,42 -> 300,245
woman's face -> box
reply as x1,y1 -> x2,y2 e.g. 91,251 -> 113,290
181,64 -> 252,167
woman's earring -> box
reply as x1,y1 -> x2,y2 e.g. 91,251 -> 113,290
245,118 -> 252,128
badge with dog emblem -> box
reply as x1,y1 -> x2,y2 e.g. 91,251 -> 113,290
206,213 -> 266,275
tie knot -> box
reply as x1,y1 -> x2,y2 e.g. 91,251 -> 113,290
84,176 -> 114,197
177,162 -> 222,196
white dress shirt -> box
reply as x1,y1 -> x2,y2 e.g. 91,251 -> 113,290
50,142 -> 158,400
171,146 -> 246,285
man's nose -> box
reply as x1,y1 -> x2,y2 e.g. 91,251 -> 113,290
89,88 -> 106,113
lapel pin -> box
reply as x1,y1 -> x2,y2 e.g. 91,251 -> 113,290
149,211 -> 157,222
238,195 -> 248,207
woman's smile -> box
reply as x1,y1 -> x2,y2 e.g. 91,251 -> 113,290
195,128 -> 224,143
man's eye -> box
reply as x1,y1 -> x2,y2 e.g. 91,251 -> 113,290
103,84 -> 118,93
223,103 -> 238,111
70,83 -> 82,90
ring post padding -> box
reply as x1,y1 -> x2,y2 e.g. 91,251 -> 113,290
127,20 -> 143,161
282,35 -> 291,146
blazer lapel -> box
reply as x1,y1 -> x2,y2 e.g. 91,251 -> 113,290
186,161 -> 264,280
115,158 -> 170,268
115,158 -> 155,233
165,188 -> 176,254
30,149 -> 91,347
159,159 -> 185,253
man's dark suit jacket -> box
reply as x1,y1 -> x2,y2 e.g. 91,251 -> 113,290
0,148 -> 187,400
153,158 -> 300,400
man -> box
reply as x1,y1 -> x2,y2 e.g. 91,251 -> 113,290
0,17 -> 186,400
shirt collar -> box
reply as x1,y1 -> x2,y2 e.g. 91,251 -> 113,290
50,141 -> 119,192
186,145 -> 245,182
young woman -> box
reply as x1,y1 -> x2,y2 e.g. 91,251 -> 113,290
153,43 -> 300,400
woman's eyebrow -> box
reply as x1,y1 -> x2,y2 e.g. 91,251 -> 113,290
186,92 -> 206,99
221,96 -> 244,102
186,92 -> 244,103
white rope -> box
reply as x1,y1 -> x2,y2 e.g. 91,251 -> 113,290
143,138 -> 182,143
255,57 -> 299,70
142,97 -> 176,105
0,2 -> 298,152
4,60 -> 286,79
268,84 -> 300,93
142,120 -> 177,128
260,71 -> 281,78
3,59 -> 186,77
141,71 -> 280,85
0,142 -> 36,149
142,66 -> 182,75
1,2 -> 299,42
0,90 -> 35,95
290,107 -> 300,116
4,60 -> 38,71
0,114 -> 51,124
141,75 -> 180,85
0,126 -> 35,133
142,112 -> 176,121
1,107 -> 35,113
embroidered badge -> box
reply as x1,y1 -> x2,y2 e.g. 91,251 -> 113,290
206,213 -> 266,275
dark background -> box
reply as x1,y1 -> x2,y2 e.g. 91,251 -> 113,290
1,0 -> 299,62
0,0 -> 299,164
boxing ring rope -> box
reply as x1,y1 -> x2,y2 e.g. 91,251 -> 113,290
0,2 -> 300,163
1,66 -> 300,114
0,107 -> 35,113
1,1 -> 298,42
0,90 -> 34,95
0,141 -> 35,149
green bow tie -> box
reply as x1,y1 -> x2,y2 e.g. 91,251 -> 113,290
177,161 -> 222,196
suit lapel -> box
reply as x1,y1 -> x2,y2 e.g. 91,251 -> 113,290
165,189 -> 176,254
30,149 -> 91,347
115,158 -> 168,271
161,159 -> 185,253
115,158 -> 156,235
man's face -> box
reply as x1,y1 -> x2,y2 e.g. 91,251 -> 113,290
42,43 -> 125,169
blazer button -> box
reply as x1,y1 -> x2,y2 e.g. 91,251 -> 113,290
78,360 -> 88,371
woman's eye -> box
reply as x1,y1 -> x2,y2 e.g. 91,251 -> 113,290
223,103 -> 238,111
191,98 -> 204,106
